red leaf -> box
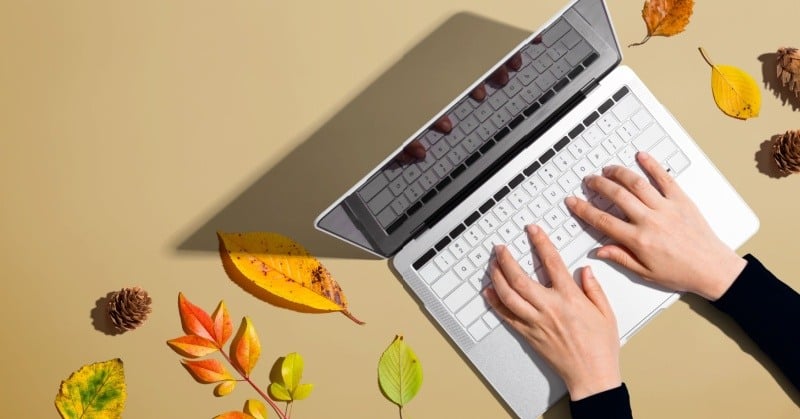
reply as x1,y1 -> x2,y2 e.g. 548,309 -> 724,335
230,317 -> 261,377
178,292 -> 216,342
167,335 -> 219,358
181,359 -> 233,384
212,301 -> 233,347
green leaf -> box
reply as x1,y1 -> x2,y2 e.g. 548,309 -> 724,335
378,335 -> 423,407
54,358 -> 127,419
281,352 -> 304,393
292,383 -> 314,401
268,382 -> 291,401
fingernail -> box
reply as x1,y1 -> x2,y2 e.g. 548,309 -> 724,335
596,249 -> 608,258
527,224 -> 539,235
493,244 -> 504,254
638,151 -> 650,160
565,196 -> 577,207
602,166 -> 613,174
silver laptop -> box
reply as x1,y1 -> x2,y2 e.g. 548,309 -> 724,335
315,0 -> 759,417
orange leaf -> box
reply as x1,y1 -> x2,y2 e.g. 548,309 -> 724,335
212,301 -> 233,347
181,359 -> 234,384
218,231 -> 364,324
630,0 -> 694,47
231,317 -> 261,377
167,335 -> 219,358
178,292 -> 217,343
214,412 -> 255,419
214,380 -> 236,397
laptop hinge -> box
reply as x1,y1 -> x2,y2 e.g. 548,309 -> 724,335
580,78 -> 599,96
409,223 -> 428,240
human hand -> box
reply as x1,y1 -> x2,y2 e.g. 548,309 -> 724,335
485,225 -> 621,401
565,151 -> 747,301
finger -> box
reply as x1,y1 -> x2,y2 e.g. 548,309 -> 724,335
601,164 -> 665,209
565,196 -> 637,245
494,245 -> 545,308
505,53 -> 523,71
636,151 -> 685,200
489,65 -> 510,86
531,34 -> 542,45
433,115 -> 453,133
470,84 -> 487,101
585,173 -> 649,220
526,225 -> 575,291
488,258 -> 539,322
483,287 -> 526,330
405,140 -> 426,160
580,266 -> 615,320
596,243 -> 650,277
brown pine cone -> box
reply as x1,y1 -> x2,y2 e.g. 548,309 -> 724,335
773,130 -> 800,174
107,287 -> 152,331
777,47 -> 800,97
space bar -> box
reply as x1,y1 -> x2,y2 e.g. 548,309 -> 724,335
561,231 -> 603,267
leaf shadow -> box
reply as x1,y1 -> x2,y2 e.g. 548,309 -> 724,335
758,53 -> 800,111
755,136 -> 791,179
171,12 -> 533,259
682,294 -> 800,408
91,292 -> 123,336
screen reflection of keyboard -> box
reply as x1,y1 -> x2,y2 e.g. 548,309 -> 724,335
357,18 -> 599,233
412,86 -> 692,342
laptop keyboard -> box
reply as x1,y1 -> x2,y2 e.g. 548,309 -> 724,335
412,86 -> 692,342
357,18 -> 599,233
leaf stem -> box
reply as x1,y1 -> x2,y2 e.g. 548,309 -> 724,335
219,349 -> 288,419
628,35 -> 650,48
399,405 -> 404,419
698,47 -> 714,67
342,310 -> 366,325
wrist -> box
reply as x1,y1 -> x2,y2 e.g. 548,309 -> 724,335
566,371 -> 622,401
696,251 -> 747,301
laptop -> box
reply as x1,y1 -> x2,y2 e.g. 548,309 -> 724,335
315,0 -> 759,417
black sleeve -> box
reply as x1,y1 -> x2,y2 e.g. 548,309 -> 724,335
569,383 -> 633,419
711,253 -> 800,390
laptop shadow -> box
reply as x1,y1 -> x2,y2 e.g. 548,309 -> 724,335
173,12 -> 531,259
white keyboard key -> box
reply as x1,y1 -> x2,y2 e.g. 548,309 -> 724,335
359,173 -> 389,201
390,195 -> 410,215
612,94 -> 640,121
535,70 -> 557,91
468,320 -> 491,341
668,152 -> 690,173
573,184 -> 593,201
449,237 -> 470,259
558,171 -> 581,191
508,188 -> 531,209
587,146 -> 610,167
384,163 -> 403,180
554,152 -> 575,171
560,231 -> 599,267
527,41 -> 546,59
403,181 -> 424,202
538,162 -> 559,184
582,125 -> 604,145
460,114 -> 480,135
483,310 -> 501,329
561,29 -> 582,48
649,138 -> 678,163
550,227 -> 570,249
616,121 -> 639,142
482,233 -> 504,252
454,258 -> 476,280
543,184 -> 564,204
631,109 -> 653,129
523,175 -> 545,195
457,296 -> 491,326
518,253 -> 540,275
512,207 -> 536,230
602,133 -> 624,154
478,213 -> 500,234
529,196 -> 549,217
550,57 -> 571,79
513,232 -> 532,255
463,133 -> 483,153
432,159 -> 453,178
532,53 -> 554,73
425,129 -> 443,145
430,141 -> 449,159
444,126 -> 466,147
597,113 -> 619,134
520,84 -> 542,103
434,249 -> 457,272
492,200 -> 514,221
633,123 -> 666,151
490,107 -> 513,128
506,96 -> 525,115
468,246 -> 489,267
418,170 -> 438,190
464,226 -> 484,246
389,177 -> 407,196
402,165 -> 422,183
376,205 -> 397,227
475,101 -> 493,122
454,101 -> 474,120
619,144 -> 637,166
505,78 -> 523,97
572,158 -> 594,178
547,41 -> 568,61
517,65 -> 538,86
568,138 -> 590,159
544,207 -> 566,229
498,221 -> 518,242
489,90 -> 509,110
446,144 -> 468,165
469,270 -> 491,291
416,154 -> 435,171
563,217 -> 583,236
367,188 -> 394,213
444,282 -> 477,312
475,120 -> 496,141
417,262 -> 441,284
432,271 -> 461,297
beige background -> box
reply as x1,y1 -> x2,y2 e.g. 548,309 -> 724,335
1,0 -> 798,417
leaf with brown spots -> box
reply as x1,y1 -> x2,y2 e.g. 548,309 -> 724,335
630,0 -> 694,47
218,232 -> 363,324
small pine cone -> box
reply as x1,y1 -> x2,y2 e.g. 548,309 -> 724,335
777,47 -> 800,97
773,130 -> 800,174
107,287 -> 152,332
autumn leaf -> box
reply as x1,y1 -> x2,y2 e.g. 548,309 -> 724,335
378,336 -> 423,410
268,353 -> 313,402
182,359 -> 234,384
178,292 -> 217,343
167,335 -> 219,358
244,399 -> 268,419
218,231 -> 364,324
55,358 -> 126,419
699,47 -> 761,119
212,301 -> 234,347
231,317 -> 261,377
630,0 -> 694,47
214,380 -> 236,397
215,412 -> 256,419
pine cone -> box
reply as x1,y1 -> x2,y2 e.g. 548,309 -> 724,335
777,47 -> 800,97
107,287 -> 152,331
773,130 -> 800,174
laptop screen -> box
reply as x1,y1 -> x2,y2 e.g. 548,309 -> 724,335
316,0 -> 621,257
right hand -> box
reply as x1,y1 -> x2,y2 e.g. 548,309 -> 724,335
565,151 -> 747,301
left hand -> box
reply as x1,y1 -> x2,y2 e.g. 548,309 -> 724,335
484,224 -> 621,400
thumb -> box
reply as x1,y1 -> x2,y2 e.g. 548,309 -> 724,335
581,266 -> 614,319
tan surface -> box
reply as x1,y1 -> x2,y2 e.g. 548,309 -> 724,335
2,1 -> 798,418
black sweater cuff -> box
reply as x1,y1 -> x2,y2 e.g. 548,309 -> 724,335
569,383 -> 633,419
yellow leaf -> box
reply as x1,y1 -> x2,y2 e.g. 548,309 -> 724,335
55,358 -> 126,419
699,47 -> 761,120
218,231 -> 364,324
231,317 -> 261,377
243,399 -> 268,419
214,380 -> 236,397
630,0 -> 694,47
